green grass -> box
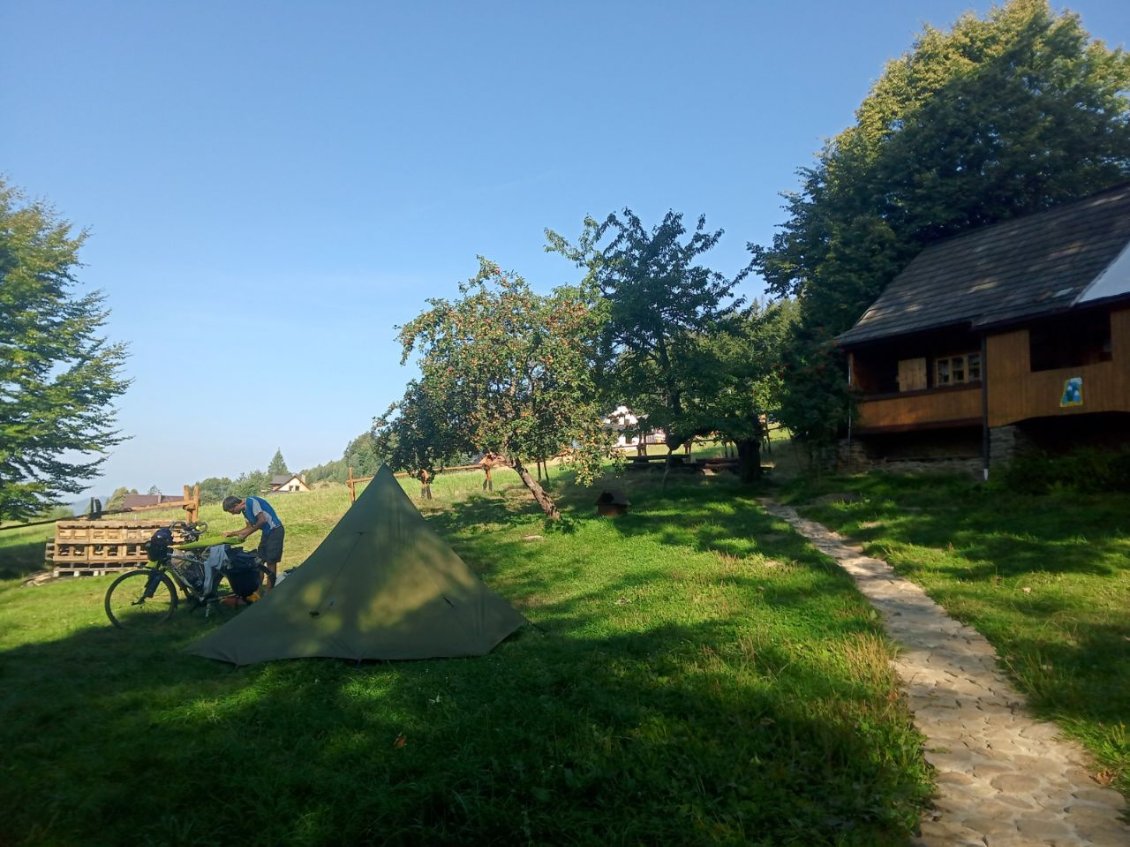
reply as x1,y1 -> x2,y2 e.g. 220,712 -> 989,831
778,470 -> 1130,797
0,521 -> 59,579
0,467 -> 931,847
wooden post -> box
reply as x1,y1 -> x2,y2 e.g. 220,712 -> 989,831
181,484 -> 201,524
480,453 -> 494,492
347,467 -> 357,502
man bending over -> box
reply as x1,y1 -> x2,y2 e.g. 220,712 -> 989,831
222,494 -> 284,592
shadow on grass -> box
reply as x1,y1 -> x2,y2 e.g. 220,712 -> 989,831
774,469 -> 1130,795
782,471 -> 1129,567
421,470 -> 848,620
0,537 -> 51,581
555,471 -> 828,572
0,467 -> 935,846
0,605 -> 929,847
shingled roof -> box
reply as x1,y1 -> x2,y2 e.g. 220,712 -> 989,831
837,183 -> 1130,347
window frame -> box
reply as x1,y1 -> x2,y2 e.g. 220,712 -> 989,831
934,352 -> 982,387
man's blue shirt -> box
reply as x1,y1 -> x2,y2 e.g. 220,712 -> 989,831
243,496 -> 282,535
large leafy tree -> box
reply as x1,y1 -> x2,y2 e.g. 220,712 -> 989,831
372,377 -> 465,493
547,209 -> 745,451
389,259 -> 608,519
342,431 -> 383,478
106,486 -> 137,513
749,0 -> 1130,449
0,179 -> 131,520
194,475 -> 234,504
683,300 -> 799,480
299,431 -> 387,486
229,469 -> 269,499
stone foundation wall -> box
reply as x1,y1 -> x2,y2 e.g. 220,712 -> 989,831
988,424 -> 1037,466
837,433 -> 984,478
839,416 -> 1128,478
837,440 -> 872,472
836,445 -> 982,478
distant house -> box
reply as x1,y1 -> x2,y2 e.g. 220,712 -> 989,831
122,493 -> 185,510
602,405 -> 667,450
268,474 -> 310,493
837,183 -> 1130,475
603,406 -> 641,448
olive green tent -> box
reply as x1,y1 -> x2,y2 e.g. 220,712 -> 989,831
187,465 -> 526,665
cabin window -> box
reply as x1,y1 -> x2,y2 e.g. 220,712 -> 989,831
1029,311 -> 1112,372
934,352 -> 981,386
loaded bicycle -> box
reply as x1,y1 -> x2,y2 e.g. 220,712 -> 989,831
103,520 -> 270,629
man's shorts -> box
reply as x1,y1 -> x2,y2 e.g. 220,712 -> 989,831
257,526 -> 285,564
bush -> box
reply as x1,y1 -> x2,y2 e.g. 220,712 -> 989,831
996,446 -> 1130,494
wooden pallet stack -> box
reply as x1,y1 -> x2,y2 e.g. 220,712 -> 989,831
46,485 -> 202,577
47,520 -> 169,577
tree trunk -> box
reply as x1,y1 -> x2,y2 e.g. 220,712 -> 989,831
735,438 -> 762,483
513,459 -> 560,520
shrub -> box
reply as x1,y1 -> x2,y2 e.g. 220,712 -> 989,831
997,446 -> 1130,494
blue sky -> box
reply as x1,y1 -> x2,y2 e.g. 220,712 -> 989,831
2,1 -> 1127,499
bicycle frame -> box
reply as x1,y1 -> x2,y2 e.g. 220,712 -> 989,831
104,520 -> 258,628
132,553 -> 228,615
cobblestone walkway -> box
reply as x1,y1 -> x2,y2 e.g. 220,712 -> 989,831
758,499 -> 1130,847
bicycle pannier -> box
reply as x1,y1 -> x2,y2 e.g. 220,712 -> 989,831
146,528 -> 174,563
223,548 -> 263,599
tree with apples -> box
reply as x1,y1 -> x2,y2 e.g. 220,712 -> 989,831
372,378 -> 464,498
388,259 -> 607,519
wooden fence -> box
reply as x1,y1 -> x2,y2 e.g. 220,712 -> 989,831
346,463 -> 486,502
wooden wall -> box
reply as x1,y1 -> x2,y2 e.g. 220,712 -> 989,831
855,386 -> 981,431
987,307 -> 1130,427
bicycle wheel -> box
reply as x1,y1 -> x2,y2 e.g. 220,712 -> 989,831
105,570 -> 178,629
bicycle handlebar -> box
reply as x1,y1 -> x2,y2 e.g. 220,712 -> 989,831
169,520 -> 208,541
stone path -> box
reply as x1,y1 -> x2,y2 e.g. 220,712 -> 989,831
758,499 -> 1130,847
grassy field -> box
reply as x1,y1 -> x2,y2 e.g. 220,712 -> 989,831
778,470 -> 1130,800
0,520 -> 65,580
2,445 -> 1126,844
0,461 -> 931,846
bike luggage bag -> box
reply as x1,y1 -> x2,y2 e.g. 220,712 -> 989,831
223,548 -> 264,599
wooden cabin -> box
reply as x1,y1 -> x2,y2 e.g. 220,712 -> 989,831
837,183 -> 1130,475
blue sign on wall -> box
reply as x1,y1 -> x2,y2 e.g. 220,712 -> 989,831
1059,377 -> 1084,407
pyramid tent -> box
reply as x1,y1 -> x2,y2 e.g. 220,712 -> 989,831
188,465 -> 527,665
